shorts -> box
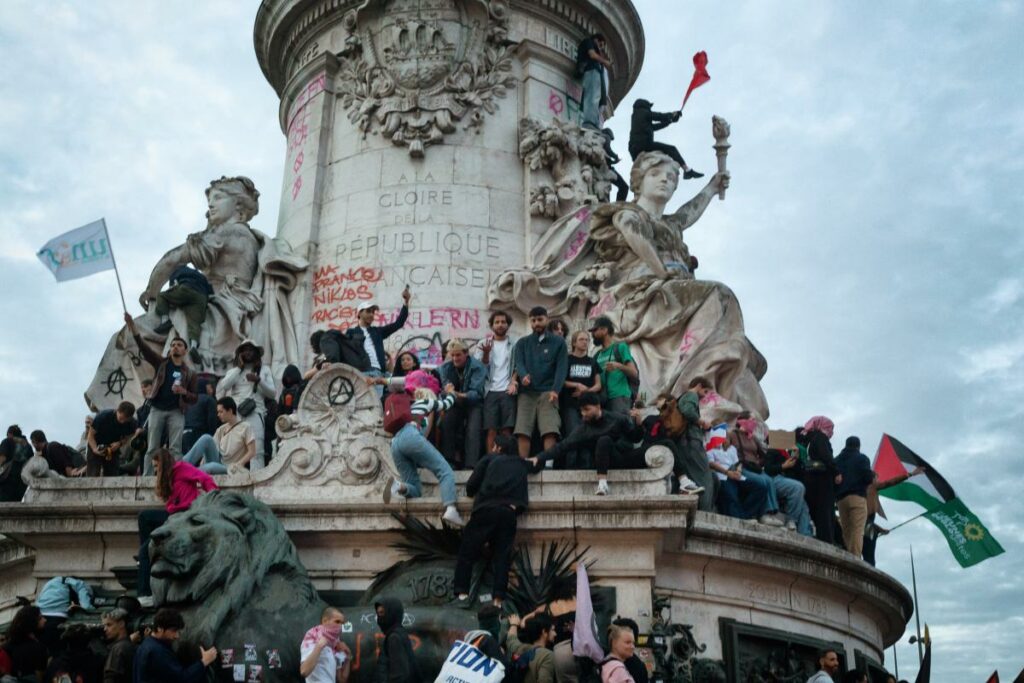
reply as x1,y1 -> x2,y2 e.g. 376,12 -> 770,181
514,392 -> 561,437
483,391 -> 516,431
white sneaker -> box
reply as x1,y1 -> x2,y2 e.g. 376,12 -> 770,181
138,595 -> 155,608
442,506 -> 465,527
385,479 -> 405,504
759,514 -> 785,527
595,480 -> 610,496
678,476 -> 706,495
785,520 -> 797,531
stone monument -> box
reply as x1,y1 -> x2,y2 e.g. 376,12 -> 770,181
254,0 -> 645,365
84,176 -> 309,411
0,3 -> 913,683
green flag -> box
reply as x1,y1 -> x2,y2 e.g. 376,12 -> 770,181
923,498 -> 1004,568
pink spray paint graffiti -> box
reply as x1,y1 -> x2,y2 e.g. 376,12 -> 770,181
286,72 -> 327,202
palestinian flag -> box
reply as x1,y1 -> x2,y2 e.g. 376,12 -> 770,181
873,434 -> 955,511
874,434 -> 1004,568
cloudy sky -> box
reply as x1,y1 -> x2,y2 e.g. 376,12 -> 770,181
1,1 -> 1021,679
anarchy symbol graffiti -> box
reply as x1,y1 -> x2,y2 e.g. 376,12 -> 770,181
105,368 -> 129,397
127,350 -> 143,367
327,376 -> 354,406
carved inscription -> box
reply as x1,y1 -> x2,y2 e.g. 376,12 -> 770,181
334,229 -> 501,261
743,581 -> 789,608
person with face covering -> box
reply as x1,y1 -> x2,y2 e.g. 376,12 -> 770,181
373,598 -> 421,683
216,339 -> 276,470
801,416 -> 840,544
627,99 -> 702,179
299,607 -> 352,683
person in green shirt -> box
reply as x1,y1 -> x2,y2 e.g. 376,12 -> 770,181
589,316 -> 638,415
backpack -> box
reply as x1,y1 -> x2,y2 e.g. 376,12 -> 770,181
279,383 -> 304,415
600,342 -> 640,405
322,329 -> 371,371
506,647 -> 537,683
383,392 -> 414,435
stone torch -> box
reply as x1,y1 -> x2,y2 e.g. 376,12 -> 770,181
712,115 -> 730,200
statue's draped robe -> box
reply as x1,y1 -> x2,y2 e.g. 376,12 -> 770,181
488,203 -> 768,417
85,226 -> 307,411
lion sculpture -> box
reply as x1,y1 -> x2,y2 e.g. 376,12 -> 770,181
149,490 -> 326,681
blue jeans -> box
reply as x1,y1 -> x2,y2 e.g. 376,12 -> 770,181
717,476 -> 769,519
582,69 -> 603,128
773,475 -> 813,536
744,470 -> 780,512
182,434 -> 228,474
391,423 -> 456,506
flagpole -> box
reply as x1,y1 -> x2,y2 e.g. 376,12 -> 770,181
102,218 -> 129,313
887,510 -> 929,532
892,642 -> 898,679
910,545 -> 924,667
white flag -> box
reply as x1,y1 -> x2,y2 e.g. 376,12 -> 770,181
572,562 -> 605,663
37,219 -> 115,282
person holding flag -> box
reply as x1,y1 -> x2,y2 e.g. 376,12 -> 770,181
627,100 -> 703,179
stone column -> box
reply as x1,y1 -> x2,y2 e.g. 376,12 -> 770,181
255,0 -> 643,364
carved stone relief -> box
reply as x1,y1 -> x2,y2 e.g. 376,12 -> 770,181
268,364 -> 397,496
335,0 -> 517,157
519,116 -> 617,218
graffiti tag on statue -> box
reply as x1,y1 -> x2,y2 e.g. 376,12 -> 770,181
327,376 -> 355,406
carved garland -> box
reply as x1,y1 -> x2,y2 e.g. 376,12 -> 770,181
335,0 -> 517,157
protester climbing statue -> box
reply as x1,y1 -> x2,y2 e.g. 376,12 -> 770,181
489,117 -> 769,418
85,176 -> 308,411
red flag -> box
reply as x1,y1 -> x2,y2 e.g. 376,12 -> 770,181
681,51 -> 710,109
984,671 -> 999,683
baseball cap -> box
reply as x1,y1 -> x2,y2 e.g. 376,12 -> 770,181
357,301 -> 379,313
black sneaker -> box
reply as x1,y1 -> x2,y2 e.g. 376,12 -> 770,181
153,319 -> 173,334
683,169 -> 704,179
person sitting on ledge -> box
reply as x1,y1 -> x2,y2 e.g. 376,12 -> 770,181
530,392 -> 644,496
453,435 -> 534,609
730,416 -> 808,532
705,425 -> 776,525
181,397 -> 256,474
29,430 -> 85,478
627,99 -> 702,179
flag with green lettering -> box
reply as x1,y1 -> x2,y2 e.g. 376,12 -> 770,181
873,434 -> 1004,568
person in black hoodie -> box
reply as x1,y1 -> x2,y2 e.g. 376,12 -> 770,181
835,435 -> 873,557
453,435 -> 534,608
374,598 -> 420,683
627,99 -> 702,179
182,376 -> 218,453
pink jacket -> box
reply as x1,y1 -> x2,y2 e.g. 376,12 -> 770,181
165,461 -> 217,513
601,658 -> 635,683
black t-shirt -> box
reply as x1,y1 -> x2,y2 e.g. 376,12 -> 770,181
561,355 -> 601,408
150,363 -> 184,411
43,442 -> 75,475
625,654 -> 650,683
92,409 -> 137,446
104,638 -> 136,683
577,37 -> 603,73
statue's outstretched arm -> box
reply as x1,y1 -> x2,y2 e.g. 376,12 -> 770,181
140,243 -> 189,309
672,171 -> 730,232
613,209 -> 668,278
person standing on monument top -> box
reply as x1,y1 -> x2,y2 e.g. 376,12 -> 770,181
577,33 -> 613,130
346,285 -> 412,396
512,306 -> 569,458
124,313 -> 198,474
439,340 -> 487,469
474,311 -> 518,454
590,316 -> 638,416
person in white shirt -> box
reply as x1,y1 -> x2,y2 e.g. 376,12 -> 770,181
216,340 -> 275,470
474,311 -> 518,453
806,648 -> 840,683
705,425 -> 773,524
182,397 -> 256,474
299,607 -> 351,683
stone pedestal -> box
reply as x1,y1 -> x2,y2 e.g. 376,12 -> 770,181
254,0 -> 644,363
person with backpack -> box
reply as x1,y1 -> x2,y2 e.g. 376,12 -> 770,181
452,435 -> 533,609
589,317 -> 638,415
599,624 -> 637,683
506,613 -> 556,683
381,369 -> 464,526
374,598 -> 421,683
434,605 -> 507,683
278,364 -> 305,416
35,575 -> 95,653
